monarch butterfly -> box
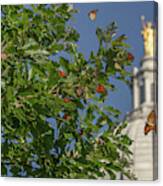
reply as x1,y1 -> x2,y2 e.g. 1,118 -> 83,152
88,9 -> 98,21
144,110 -> 157,135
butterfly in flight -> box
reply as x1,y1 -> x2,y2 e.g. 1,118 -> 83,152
88,9 -> 98,21
144,110 -> 157,135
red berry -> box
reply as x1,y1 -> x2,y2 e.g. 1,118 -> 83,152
127,52 -> 134,61
96,84 -> 106,93
59,70 -> 66,77
63,98 -> 71,103
63,114 -> 71,120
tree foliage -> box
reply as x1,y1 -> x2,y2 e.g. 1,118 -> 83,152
1,4 -> 135,179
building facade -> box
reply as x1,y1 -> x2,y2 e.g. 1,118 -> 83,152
124,18 -> 158,180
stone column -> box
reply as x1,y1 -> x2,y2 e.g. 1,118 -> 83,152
133,67 -> 139,109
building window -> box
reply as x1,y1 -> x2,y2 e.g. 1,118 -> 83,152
140,78 -> 145,104
151,83 -> 155,102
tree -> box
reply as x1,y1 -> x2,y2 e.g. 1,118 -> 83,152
1,4 -> 136,179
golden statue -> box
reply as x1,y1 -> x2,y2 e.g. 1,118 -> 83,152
141,16 -> 156,57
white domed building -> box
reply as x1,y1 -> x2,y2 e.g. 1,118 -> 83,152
123,17 -> 158,180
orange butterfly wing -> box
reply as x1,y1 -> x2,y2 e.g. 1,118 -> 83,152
144,124 -> 151,135
144,124 -> 156,135
144,110 -> 157,135
88,9 -> 98,21
147,110 -> 156,126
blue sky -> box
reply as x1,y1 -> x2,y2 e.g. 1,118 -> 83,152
70,1 -> 156,118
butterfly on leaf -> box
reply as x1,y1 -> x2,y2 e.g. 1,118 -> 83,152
88,9 -> 98,21
144,110 -> 157,135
